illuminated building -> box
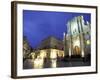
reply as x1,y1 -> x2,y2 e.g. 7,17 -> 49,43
28,36 -> 64,69
64,16 -> 91,58
36,36 -> 64,59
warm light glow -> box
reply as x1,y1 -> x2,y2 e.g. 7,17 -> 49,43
73,39 -> 80,47
31,52 -> 35,59
32,49 -> 64,69
57,50 -> 64,57
50,49 -> 57,59
81,50 -> 84,57
33,56 -> 44,69
73,46 -> 81,55
40,50 -> 46,58
51,59 -> 57,68
50,49 -> 64,58
86,40 -> 90,45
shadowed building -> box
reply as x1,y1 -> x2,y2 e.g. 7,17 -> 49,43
64,16 -> 91,58
38,36 -> 63,50
23,37 -> 31,60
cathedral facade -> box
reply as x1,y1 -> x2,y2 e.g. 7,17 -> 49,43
64,16 -> 91,58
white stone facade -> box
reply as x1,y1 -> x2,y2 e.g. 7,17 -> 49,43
64,16 -> 91,57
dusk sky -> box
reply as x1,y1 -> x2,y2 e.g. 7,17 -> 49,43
23,10 -> 91,48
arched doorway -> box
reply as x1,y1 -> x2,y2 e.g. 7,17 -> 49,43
73,46 -> 81,55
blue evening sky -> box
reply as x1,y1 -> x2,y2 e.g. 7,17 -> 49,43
23,10 -> 91,48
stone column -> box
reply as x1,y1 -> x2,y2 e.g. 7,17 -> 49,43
77,16 -> 85,57
67,22 -> 72,57
63,32 -> 67,56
